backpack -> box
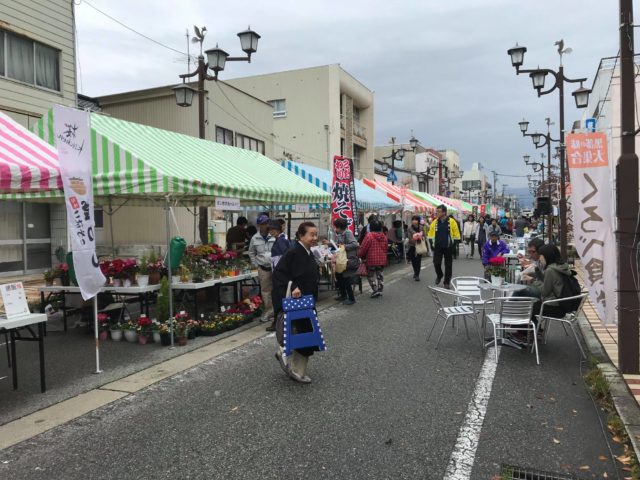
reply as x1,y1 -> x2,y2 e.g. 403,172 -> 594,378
559,270 -> 582,313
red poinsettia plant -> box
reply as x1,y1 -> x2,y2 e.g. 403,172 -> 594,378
487,256 -> 507,277
136,314 -> 152,333
97,313 -> 110,331
227,295 -> 264,315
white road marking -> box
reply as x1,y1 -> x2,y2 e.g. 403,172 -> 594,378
443,346 -> 501,480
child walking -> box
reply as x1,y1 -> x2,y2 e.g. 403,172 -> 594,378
358,221 -> 388,298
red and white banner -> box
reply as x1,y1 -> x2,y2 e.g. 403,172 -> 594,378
331,155 -> 358,234
566,132 -> 616,324
54,105 -> 105,300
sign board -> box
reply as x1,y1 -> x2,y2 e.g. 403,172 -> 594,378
294,203 -> 310,213
462,180 -> 482,191
566,132 -> 616,323
0,282 -> 30,319
585,118 -> 596,132
214,197 -> 241,211
54,105 -> 105,300
331,156 -> 358,235
386,170 -> 398,183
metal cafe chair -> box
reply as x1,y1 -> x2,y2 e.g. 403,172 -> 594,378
427,286 -> 483,350
536,293 -> 589,359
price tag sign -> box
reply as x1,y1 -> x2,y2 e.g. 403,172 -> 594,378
294,204 -> 310,213
0,282 -> 30,319
214,197 -> 241,211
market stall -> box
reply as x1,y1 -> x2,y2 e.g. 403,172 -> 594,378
361,179 -> 437,214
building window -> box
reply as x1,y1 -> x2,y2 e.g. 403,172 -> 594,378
236,133 -> 265,155
1,30 -> 60,91
268,99 -> 286,118
418,181 -> 426,192
215,126 -> 234,146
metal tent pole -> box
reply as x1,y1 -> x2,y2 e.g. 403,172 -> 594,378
165,197 -> 174,348
93,295 -> 102,373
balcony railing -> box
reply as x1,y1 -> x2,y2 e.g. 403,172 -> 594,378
339,115 -> 367,141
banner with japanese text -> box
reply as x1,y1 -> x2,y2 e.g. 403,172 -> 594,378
566,132 -> 617,324
54,105 -> 105,300
331,155 -> 358,234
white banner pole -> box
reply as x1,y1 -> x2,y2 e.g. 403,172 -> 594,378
93,295 -> 101,373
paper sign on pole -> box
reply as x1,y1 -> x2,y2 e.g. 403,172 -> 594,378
294,204 -> 310,213
0,282 -> 30,319
566,132 -> 617,324
331,155 -> 358,234
54,105 -> 105,300
215,197 -> 241,211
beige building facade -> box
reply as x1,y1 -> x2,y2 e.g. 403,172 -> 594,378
0,0 -> 77,274
438,149 -> 462,199
226,64 -> 375,179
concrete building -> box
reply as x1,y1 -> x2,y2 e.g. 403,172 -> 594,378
438,149 -> 462,199
413,149 -> 443,194
226,64 -> 375,179
0,0 -> 77,275
458,162 -> 490,204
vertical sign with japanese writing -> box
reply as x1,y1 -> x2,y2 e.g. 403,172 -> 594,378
54,105 -> 105,300
331,155 -> 358,234
566,132 -> 616,324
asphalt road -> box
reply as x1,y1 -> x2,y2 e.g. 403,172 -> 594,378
0,257 -> 625,479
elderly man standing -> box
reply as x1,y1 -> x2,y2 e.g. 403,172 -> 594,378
249,214 -> 275,323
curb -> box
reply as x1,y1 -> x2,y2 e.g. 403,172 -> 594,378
577,315 -> 640,457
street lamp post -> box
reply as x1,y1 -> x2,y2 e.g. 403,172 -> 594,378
381,135 -> 419,186
173,26 -> 260,244
416,163 -> 439,194
508,42 -> 591,258
523,153 -> 551,240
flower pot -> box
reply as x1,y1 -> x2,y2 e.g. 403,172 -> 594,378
60,272 -> 70,286
124,329 -> 138,343
137,275 -> 149,288
149,271 -> 161,285
491,275 -> 505,287
123,278 -> 132,288
152,331 -> 161,344
160,332 -> 172,346
113,278 -> 123,287
138,334 -> 149,345
110,329 -> 123,341
99,330 -> 109,341
187,329 -> 196,340
45,279 -> 53,286
177,336 -> 188,346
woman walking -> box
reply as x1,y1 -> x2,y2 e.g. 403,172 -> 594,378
406,215 -> 424,281
272,222 -> 321,384
358,221 -> 388,297
462,214 -> 477,258
475,216 -> 490,260
330,218 -> 359,305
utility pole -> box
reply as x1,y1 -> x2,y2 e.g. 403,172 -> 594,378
491,170 -> 497,209
617,0 -> 639,373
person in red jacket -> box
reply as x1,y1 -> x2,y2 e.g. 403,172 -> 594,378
358,220 -> 388,298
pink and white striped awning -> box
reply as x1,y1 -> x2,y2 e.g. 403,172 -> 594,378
0,112 -> 61,194
362,179 -> 435,213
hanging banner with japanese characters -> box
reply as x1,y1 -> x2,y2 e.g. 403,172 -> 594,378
566,132 -> 617,324
54,105 -> 105,300
331,155 -> 358,235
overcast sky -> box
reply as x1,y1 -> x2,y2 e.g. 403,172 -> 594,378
75,0 -> 618,191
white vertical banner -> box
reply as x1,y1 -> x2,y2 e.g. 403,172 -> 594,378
566,132 -> 617,324
54,105 -> 105,300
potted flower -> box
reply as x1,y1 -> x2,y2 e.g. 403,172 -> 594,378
122,320 -> 138,343
487,257 -> 507,286
151,319 -> 162,344
147,251 -> 164,285
122,258 -> 138,288
136,314 -> 152,344
137,255 -> 149,287
174,320 -> 189,346
43,268 -> 56,286
110,320 -> 123,341
159,320 -> 173,346
100,259 -> 112,285
111,259 -> 126,287
98,313 -> 110,341
178,264 -> 191,283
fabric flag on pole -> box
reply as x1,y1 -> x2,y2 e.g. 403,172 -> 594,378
331,156 -> 358,234
53,105 -> 105,300
566,132 -> 617,324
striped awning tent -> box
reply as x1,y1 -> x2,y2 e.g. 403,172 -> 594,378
361,179 -> 436,214
0,108 -> 330,207
431,194 -> 474,214
411,190 -> 459,213
0,112 -> 61,199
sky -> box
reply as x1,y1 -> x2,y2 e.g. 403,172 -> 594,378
74,0 -> 619,193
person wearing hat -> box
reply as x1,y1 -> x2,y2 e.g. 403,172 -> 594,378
249,214 -> 276,323
481,230 -> 510,275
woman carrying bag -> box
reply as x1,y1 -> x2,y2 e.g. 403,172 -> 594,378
327,218 -> 359,305
272,222 -> 321,384
406,215 -> 427,281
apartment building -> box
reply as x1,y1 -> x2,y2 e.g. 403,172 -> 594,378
0,0 -> 77,274
226,64 -> 375,179
438,149 -> 462,199
458,163 -> 490,204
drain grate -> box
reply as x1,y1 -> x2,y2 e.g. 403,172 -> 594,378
500,464 -> 588,480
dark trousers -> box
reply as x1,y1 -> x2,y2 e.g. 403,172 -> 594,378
477,241 -> 484,259
433,246 -> 453,284
335,273 -> 355,301
467,234 -> 476,256
408,246 -> 422,277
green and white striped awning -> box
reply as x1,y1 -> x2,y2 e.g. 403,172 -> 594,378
1,108 -> 330,206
